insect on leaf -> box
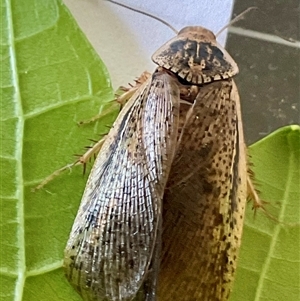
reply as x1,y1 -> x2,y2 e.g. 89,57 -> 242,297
64,23 -> 250,301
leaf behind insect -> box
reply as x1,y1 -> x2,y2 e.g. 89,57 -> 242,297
230,125 -> 300,301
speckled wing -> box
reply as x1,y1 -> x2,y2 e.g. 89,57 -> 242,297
64,70 -> 180,301
159,79 -> 247,301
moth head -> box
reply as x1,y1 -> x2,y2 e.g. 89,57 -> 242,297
152,26 -> 239,85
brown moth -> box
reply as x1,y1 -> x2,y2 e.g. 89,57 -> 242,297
62,6 -> 260,301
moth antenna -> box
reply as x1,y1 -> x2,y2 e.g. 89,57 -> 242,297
105,0 -> 178,34
216,6 -> 257,37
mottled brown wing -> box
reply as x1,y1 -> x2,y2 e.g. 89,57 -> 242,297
159,79 -> 247,301
64,70 -> 180,301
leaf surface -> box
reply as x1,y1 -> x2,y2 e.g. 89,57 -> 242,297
231,125 -> 300,301
1,1 -> 117,300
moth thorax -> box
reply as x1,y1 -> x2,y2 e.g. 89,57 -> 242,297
152,26 -> 239,85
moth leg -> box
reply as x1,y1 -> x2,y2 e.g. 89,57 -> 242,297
247,174 -> 265,209
77,101 -> 120,125
34,72 -> 152,191
78,71 -> 152,125
247,174 -> 286,223
33,136 -> 106,191
246,171 -> 281,222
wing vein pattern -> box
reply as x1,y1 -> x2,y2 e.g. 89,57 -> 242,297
64,71 -> 180,301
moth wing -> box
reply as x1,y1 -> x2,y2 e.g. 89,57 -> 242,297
160,79 -> 247,300
64,70 -> 180,301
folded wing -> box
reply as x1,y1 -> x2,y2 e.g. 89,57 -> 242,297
64,70 -> 180,301
160,79 -> 247,301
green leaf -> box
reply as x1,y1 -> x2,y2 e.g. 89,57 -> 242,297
0,1 -> 117,300
1,1 -> 299,301
231,125 -> 300,301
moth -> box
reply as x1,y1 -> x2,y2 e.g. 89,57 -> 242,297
63,7 -> 261,301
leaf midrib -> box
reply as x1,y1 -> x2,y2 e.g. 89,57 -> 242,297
6,0 -> 25,300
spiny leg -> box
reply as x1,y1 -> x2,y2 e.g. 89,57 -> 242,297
247,174 -> 265,210
247,168 -> 282,222
33,136 -> 106,191
34,71 -> 152,191
78,71 -> 151,125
